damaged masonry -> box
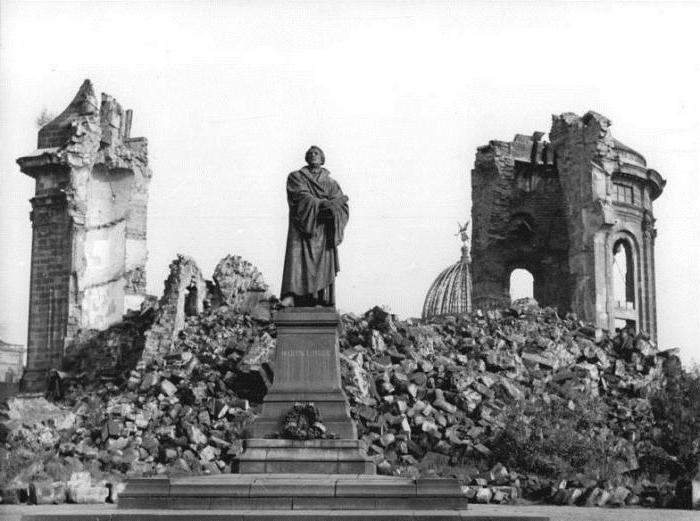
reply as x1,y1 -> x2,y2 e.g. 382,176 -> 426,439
17,80 -> 152,392
471,111 -> 665,341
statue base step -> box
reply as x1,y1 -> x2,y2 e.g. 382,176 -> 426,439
238,439 -> 375,474
118,473 -> 470,511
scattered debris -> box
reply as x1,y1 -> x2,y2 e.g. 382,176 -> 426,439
1,290 -> 696,509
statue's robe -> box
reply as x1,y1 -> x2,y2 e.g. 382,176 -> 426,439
281,166 -> 349,305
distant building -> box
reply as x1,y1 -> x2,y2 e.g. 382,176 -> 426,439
0,340 -> 25,384
423,225 -> 473,318
17,80 -> 152,391
471,111 -> 665,339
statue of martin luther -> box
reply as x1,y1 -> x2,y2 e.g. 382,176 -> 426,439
280,146 -> 349,307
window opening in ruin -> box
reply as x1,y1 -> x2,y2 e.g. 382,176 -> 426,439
613,240 -> 635,309
184,284 -> 198,317
614,183 -> 634,205
509,269 -> 534,302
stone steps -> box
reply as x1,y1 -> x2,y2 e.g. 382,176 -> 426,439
117,474 -> 468,511
20,509 -> 548,521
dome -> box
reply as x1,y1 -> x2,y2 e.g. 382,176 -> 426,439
612,137 -> 647,168
422,245 -> 472,319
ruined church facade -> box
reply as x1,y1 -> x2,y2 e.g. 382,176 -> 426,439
18,80 -> 151,391
471,112 -> 665,340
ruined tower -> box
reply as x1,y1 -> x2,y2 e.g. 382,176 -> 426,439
471,111 -> 665,340
18,80 -> 152,391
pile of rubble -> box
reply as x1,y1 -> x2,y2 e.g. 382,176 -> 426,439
0,304 -> 273,504
339,303 -> 688,507
0,276 -> 695,507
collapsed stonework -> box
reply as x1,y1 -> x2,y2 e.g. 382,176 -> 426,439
60,253 -> 274,377
141,255 -> 207,360
3,300 -> 696,509
17,80 -> 152,391
211,254 -> 270,316
471,111 -> 665,340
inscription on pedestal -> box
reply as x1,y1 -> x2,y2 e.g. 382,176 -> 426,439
274,335 -> 339,392
242,307 -> 366,460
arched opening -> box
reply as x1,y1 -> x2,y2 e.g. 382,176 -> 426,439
613,239 -> 635,310
509,268 -> 534,302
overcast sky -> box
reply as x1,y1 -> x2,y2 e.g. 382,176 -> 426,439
1,1 -> 699,363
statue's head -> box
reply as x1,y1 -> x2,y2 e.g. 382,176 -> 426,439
305,146 -> 325,167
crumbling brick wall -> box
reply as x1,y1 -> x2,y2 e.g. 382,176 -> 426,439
17,80 -> 152,391
471,112 -> 665,339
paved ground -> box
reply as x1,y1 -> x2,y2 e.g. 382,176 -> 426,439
0,504 -> 698,521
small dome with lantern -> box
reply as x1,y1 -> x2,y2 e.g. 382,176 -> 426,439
422,221 -> 473,319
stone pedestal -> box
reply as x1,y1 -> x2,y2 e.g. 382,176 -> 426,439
249,308 -> 355,439
239,307 -> 374,474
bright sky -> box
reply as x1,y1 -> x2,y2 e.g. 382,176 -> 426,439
1,1 -> 699,363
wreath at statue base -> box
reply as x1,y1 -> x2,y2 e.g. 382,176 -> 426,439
270,402 -> 338,440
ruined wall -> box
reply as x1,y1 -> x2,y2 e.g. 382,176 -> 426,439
471,134 -> 571,312
142,255 -> 207,360
141,254 -> 273,361
17,80 -> 152,391
471,112 -> 665,339
549,112 -> 664,339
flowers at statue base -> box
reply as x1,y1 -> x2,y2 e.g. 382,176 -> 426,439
273,402 -> 338,441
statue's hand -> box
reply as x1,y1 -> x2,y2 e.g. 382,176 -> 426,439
319,199 -> 335,220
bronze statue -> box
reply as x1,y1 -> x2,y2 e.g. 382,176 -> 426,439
280,146 -> 349,307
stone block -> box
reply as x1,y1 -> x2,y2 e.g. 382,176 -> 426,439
266,447 -> 339,461
29,480 -> 67,504
117,496 -> 170,509
416,478 -> 462,496
474,487 -> 493,503
250,478 -> 335,497
119,477 -> 169,496
168,496 -> 211,510
264,460 -> 339,474
335,478 -> 416,497
337,460 -> 376,474
169,481 -> 250,497
67,484 -> 109,503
